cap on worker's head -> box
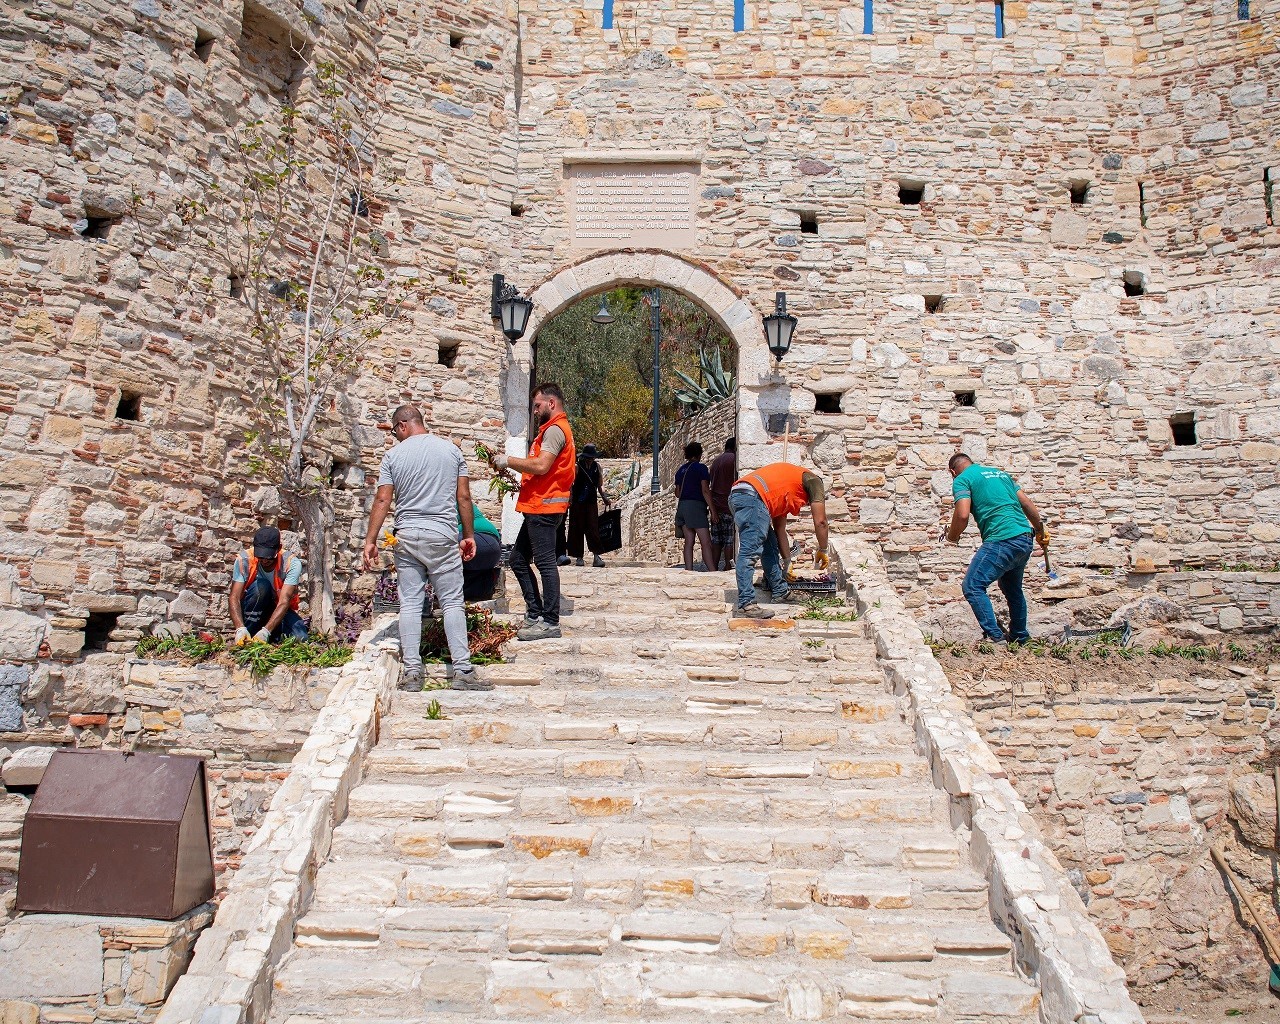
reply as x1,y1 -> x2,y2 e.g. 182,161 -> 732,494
252,526 -> 282,558
581,444 -> 598,458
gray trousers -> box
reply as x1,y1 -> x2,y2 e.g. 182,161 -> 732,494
394,528 -> 471,672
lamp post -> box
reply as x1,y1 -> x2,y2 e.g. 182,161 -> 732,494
491,273 -> 533,342
763,291 -> 797,363
647,288 -> 662,494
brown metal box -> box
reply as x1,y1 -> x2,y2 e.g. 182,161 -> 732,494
16,750 -> 215,919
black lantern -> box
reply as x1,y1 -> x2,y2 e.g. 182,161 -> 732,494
592,295 -> 615,325
491,274 -> 533,342
763,291 -> 797,362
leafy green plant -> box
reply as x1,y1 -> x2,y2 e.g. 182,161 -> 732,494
425,700 -> 446,720
799,597 -> 859,622
802,637 -> 826,650
135,633 -> 352,675
673,347 -> 737,412
475,442 -> 519,499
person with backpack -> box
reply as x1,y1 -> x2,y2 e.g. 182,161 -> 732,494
568,443 -> 611,567
229,526 -> 309,644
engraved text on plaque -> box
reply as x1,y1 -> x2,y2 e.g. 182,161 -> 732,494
567,162 -> 699,250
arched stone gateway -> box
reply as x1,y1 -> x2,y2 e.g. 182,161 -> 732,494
500,250 -> 775,461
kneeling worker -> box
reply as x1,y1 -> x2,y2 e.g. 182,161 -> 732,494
230,526 -> 308,644
729,462 -> 829,619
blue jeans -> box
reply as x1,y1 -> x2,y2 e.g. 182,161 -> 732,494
962,532 -> 1035,642
729,488 -> 788,609
240,575 -> 308,641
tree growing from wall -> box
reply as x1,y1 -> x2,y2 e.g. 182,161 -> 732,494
169,57 -> 415,631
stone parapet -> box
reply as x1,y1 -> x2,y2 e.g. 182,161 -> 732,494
0,905 -> 214,1023
154,615 -> 399,1024
837,534 -> 1146,1024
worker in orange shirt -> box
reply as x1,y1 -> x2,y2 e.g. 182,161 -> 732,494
486,383 -> 575,641
728,462 -> 829,618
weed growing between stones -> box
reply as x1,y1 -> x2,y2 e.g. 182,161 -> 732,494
420,607 -> 517,666
424,700 -> 446,720
924,630 -> 1277,666
134,634 -> 353,674
798,597 -> 860,622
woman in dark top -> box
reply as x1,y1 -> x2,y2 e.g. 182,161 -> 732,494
673,441 -> 716,571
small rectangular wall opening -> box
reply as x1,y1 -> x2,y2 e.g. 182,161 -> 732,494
79,208 -> 121,241
814,392 -> 842,414
800,213 -> 818,235
994,1 -> 1005,38
194,29 -> 216,62
1170,412 -> 1196,446
276,517 -> 294,531
603,0 -> 614,30
1238,0 -> 1251,20
1138,182 -> 1147,227
1069,179 -> 1090,206
1123,270 -> 1146,297
330,461 -> 356,487
116,392 -> 142,421
863,0 -> 873,35
923,293 -> 944,314
229,273 -> 244,299
349,190 -> 369,217
953,390 -> 976,408
438,341 -> 460,369
240,2 -> 309,101
449,32 -> 465,49
84,612 -> 120,652
510,202 -> 526,218
354,0 -> 368,11
898,179 -> 925,206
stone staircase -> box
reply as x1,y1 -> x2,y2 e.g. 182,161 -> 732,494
266,565 -> 1042,1024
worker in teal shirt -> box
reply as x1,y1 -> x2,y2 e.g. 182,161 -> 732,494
461,503 -> 503,601
943,453 -> 1049,643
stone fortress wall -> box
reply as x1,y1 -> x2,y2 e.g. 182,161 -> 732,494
1,1 -> 1277,649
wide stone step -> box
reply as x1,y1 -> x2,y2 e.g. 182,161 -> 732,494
364,746 -> 929,786
395,687 -> 891,722
485,634 -> 878,667
270,945 -> 1038,1019
292,904 -> 1013,967
383,712 -> 912,751
328,818 -> 966,872
345,781 -> 949,828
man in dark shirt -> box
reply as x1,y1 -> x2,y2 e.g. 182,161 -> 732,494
707,437 -> 737,571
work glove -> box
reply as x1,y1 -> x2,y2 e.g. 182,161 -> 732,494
253,628 -> 271,643
492,454 -> 509,471
234,626 -> 251,646
1036,527 -> 1051,549
814,549 -> 830,571
784,558 -> 797,582
381,528 -> 398,548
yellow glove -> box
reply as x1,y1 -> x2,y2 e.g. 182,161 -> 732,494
814,549 -> 830,571
234,626 -> 251,646
381,528 -> 398,548
1036,527 -> 1050,548
784,559 -> 798,582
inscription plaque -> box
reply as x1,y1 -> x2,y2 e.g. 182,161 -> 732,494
567,162 -> 699,250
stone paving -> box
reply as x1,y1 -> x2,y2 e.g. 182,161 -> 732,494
266,566 -> 1043,1023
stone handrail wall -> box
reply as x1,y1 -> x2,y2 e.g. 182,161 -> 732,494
657,397 -> 737,490
155,615 -> 399,1024
836,534 -> 1145,1024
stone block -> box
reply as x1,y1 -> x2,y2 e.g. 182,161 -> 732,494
1228,772 -> 1278,853
0,666 -> 26,732
1,746 -> 55,788
0,610 -> 46,661
0,916 -> 103,998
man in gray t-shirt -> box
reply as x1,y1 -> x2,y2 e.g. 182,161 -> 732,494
363,404 -> 487,692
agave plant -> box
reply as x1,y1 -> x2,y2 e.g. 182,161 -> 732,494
674,348 -> 736,412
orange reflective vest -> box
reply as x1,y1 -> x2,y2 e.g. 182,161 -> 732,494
738,463 -> 810,520
235,550 -> 301,611
516,412 -> 576,515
